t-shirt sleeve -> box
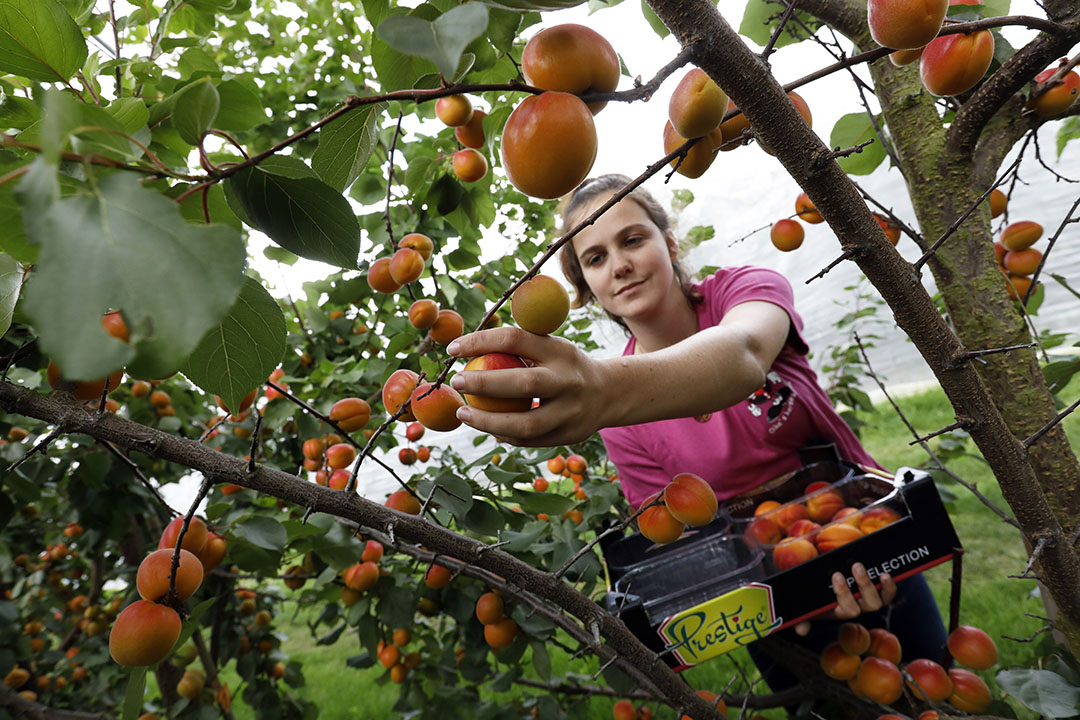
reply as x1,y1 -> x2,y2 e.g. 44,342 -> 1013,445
598,426 -> 667,510
703,266 -> 809,355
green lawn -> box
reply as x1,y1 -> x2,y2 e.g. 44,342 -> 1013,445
213,383 -> 1078,719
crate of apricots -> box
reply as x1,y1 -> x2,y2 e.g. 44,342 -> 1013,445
600,458 -> 961,670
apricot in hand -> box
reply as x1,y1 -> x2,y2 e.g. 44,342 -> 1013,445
511,274 -> 570,335
462,353 -> 532,413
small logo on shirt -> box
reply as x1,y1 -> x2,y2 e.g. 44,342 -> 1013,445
745,371 -> 793,423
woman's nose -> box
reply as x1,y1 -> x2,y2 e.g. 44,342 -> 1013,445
611,252 -> 632,278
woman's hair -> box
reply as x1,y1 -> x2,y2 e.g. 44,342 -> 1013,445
557,174 -> 702,331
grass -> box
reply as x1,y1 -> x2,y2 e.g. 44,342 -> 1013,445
209,382 -> 1079,719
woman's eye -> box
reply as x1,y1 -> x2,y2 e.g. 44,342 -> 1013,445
625,235 -> 642,246
586,254 -> 604,266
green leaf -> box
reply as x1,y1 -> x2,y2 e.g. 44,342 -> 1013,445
215,78 -> 266,132
22,173 -> 245,381
263,246 -> 298,265
0,162 -> 34,262
181,276 -> 286,415
233,516 -> 288,551
981,0 -> 1009,17
0,252 -> 20,336
1057,117 -> 1080,159
511,489 -> 575,515
227,166 -> 361,269
530,640 -> 551,680
172,77 -> 219,144
0,0 -> 88,82
121,666 -> 147,720
1041,357 -> 1080,393
828,112 -> 886,175
0,93 -> 40,129
377,4 -> 489,79
996,668 -> 1080,718
738,0 -> 820,49
639,0 -> 669,38
313,103 -> 383,192
106,97 -> 150,134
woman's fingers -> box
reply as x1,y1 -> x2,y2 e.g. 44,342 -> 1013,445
831,564 -> 895,619
447,327 -> 570,361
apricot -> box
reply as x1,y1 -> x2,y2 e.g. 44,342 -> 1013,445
612,699 -> 636,720
484,616 -> 517,648
330,397 -> 371,432
1003,248 -> 1042,277
867,0 -> 947,50
860,506 -> 901,533
1001,220 -> 1042,251
839,622 -> 871,655
831,507 -> 862,526
4,667 -> 29,690
920,30 -> 995,96
947,668 -> 991,712
533,476 -> 549,492
429,309 -> 464,345
1004,272 -> 1034,301
873,213 -> 901,245
386,489 -> 422,515
326,468 -> 351,490
547,455 -> 566,474
109,600 -> 182,666
383,369 -> 419,421
7,426 -> 30,442
754,500 -> 781,517
795,192 -> 824,223
406,421 -> 425,442
758,92 -> 812,155
663,120 -> 722,179
680,690 -> 725,719
137,548 -> 203,602
664,473 -> 717,527
1027,66 -> 1080,116
326,443 -> 356,470
462,353 -> 531,413
820,641 -> 860,680
745,517 -> 782,545
947,624 -> 998,669
770,219 -> 804,252
399,447 -> 417,465
637,492 -> 685,544
815,523 -> 863,553
344,561 -> 379,592
719,98 -> 750,150
398,232 -> 433,261
475,592 -> 504,625
856,656 -> 902,705
393,628 -> 412,647
787,519 -> 821,538
567,454 -> 587,474
806,490 -> 845,523
302,438 -> 325,461
361,540 -> 384,564
521,24 -> 619,114
408,299 -> 439,330
990,188 -> 1007,218
502,92 -> 597,199
453,148 -> 488,183
773,503 -> 810,534
368,257 -> 402,293
668,68 -> 727,139
772,537 -> 818,570
424,563 -> 452,589
435,94 -> 472,127
378,644 -> 401,669
159,516 -> 208,555
455,109 -> 487,149
905,658 -> 953,702
389,247 -> 425,285
47,364 -> 125,402
890,46 -> 925,66
417,446 -> 430,462
868,628 -> 903,664
411,382 -> 465,431
511,274 -> 570,335
176,668 -> 204,699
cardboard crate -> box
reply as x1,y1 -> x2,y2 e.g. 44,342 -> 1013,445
600,464 -> 961,670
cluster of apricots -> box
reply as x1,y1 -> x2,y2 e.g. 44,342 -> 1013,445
499,24 -> 616,198
770,193 -> 901,253
635,473 -> 718,545
475,590 -> 518,649
536,452 -> 593,501
744,484 -> 901,571
376,627 -> 422,683
339,540 -> 386,606
46,310 -> 128,402
820,621 -> 996,714
109,517 -> 225,667
436,94 -> 490,184
996,218 -> 1045,301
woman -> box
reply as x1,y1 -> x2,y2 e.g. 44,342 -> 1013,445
446,174 -> 945,681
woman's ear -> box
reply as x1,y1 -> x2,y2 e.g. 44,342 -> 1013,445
665,231 -> 679,260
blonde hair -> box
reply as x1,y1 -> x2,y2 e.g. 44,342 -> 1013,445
557,174 -> 701,331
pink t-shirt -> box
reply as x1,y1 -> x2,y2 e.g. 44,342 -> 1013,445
599,266 -> 881,508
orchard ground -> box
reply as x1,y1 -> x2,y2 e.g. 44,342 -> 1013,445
180,380 -> 1067,720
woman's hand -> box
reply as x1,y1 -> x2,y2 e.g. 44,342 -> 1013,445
794,563 -> 897,636
447,327 -> 612,446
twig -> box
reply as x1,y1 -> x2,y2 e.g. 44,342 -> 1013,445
1032,131 -> 1077,184
552,496 -> 662,580
5,425 -> 63,473
383,111 -> 404,250
1023,395 -> 1080,447
850,180 -> 924,248
760,0 -> 798,63
952,343 -> 1036,365
1008,537 -> 1047,579
98,440 -> 181,517
908,419 -> 972,445
108,0 -> 122,96
813,138 -> 875,168
198,414 -> 229,443
805,250 -> 855,284
1002,624 -> 1051,644
247,409 -> 263,473
167,478 -> 213,604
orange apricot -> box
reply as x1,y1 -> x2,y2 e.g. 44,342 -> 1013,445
417,446 -> 430,462
637,492 -> 685,545
521,24 -> 619,114
325,443 -> 356,470
399,447 -> 417,465
327,469 -> 351,490
533,477 -> 549,492
362,540 -> 384,563
159,517 -> 208,555
386,489 -> 422,515
47,364 -> 125,402
856,657 -> 902,705
501,92 -> 597,199
868,628 -> 903,665
860,506 -> 902,533
455,109 -> 487,149
424,563 -> 452,589
754,500 -> 781,516
408,299 -> 439,330
176,668 -> 204,699
612,699 -> 636,720
663,120 -> 722,179
668,68 -> 727,139
108,600 -> 182,667
368,257 -> 402,293
1027,65 -> 1080,117
947,625 -> 998,669
344,561 -> 379,592
919,30 -> 995,96
1001,220 -> 1042,251
990,188 -> 1007,218
136,548 -> 204,602
452,149 -> 488,183
806,490 -> 845,523
406,421 -> 425,442
389,247 -> 425,285
816,522 -> 863,553
663,473 -> 717,527
820,642 -> 861,680
462,353 -> 532,412
196,532 -> 226,573
484,617 -> 517,648
795,192 -> 824,223
680,690 -> 725,719
435,94 -> 473,127
302,437 -> 326,461
718,98 -> 750,150
511,274 -> 570,335
874,213 -> 901,245
890,46 -> 925,66
745,517 -> 782,545
905,658 -> 953,702
770,219 -> 804,251
398,233 -> 433,261
102,310 -> 130,343
566,454 -> 587,474
330,397 -> 371,432
383,369 -> 419,421
868,0 -> 947,50
547,455 -> 566,474
839,622 -> 871,655
475,592 -> 504,624
411,382 -> 465,432
772,537 -> 818,570
216,388 -> 257,416
947,668 -> 991,711
429,309 -> 464,345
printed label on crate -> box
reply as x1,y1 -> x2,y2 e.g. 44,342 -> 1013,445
656,583 -> 783,666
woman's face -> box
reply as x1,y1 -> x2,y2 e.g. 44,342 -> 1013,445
570,194 -> 679,324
